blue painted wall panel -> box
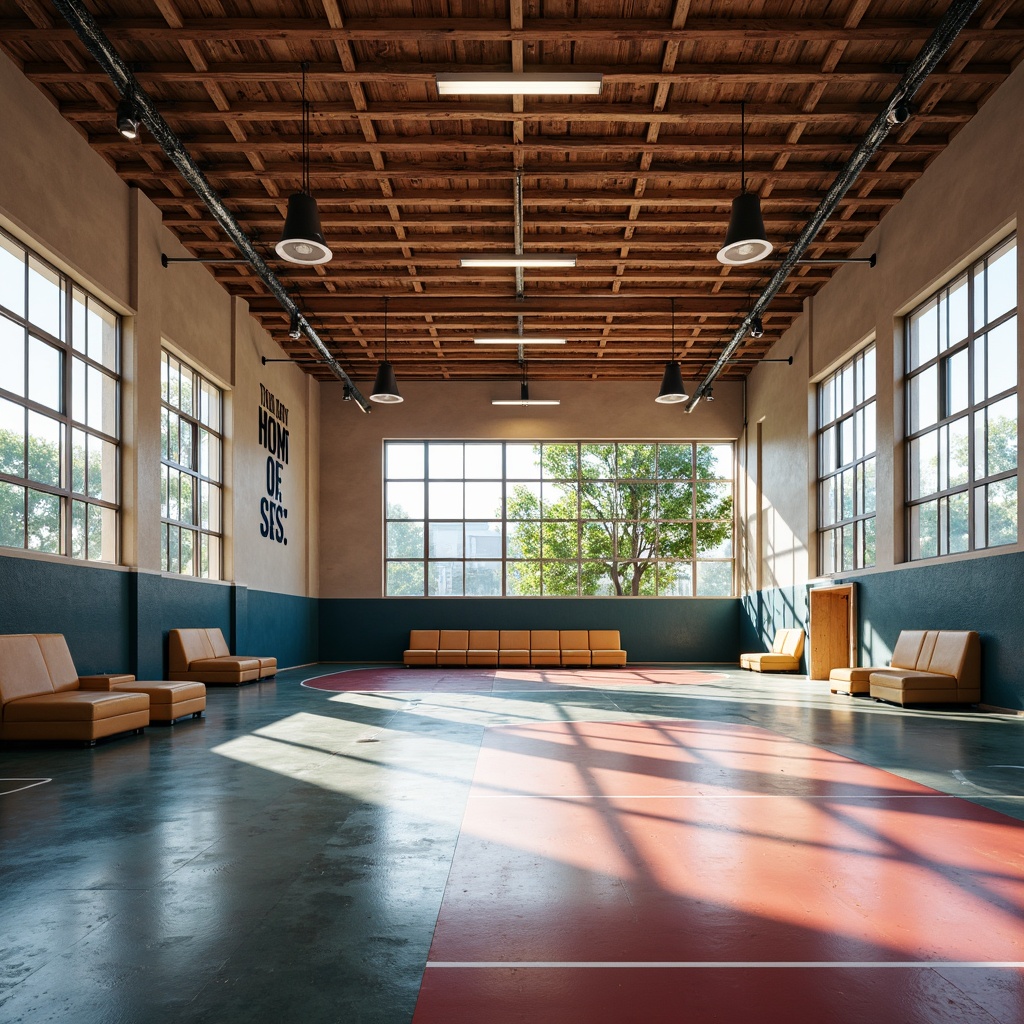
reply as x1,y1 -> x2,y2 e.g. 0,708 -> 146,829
319,597 -> 740,664
0,554 -> 131,675
246,589 -> 318,669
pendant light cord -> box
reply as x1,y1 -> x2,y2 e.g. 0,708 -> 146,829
383,295 -> 389,361
301,61 -> 310,196
671,296 -> 676,361
740,100 -> 746,194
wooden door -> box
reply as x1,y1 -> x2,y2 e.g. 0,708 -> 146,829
808,584 -> 857,680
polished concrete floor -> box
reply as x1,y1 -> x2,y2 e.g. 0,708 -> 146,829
1,665 -> 1022,1023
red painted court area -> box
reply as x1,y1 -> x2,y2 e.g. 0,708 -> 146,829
413,720 -> 1024,1024
303,667 -> 725,692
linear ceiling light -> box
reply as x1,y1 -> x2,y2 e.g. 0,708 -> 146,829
474,336 -> 566,345
436,72 -> 603,96
459,254 -> 577,268
492,383 -> 560,407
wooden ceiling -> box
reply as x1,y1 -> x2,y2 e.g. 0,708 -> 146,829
3,0 -> 1024,388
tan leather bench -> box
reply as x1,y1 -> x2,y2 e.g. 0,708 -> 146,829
739,628 -> 805,673
402,628 -> 629,668
869,630 -> 981,706
169,628 -> 271,685
0,634 -> 149,745
37,634 -> 205,724
829,631 -> 927,696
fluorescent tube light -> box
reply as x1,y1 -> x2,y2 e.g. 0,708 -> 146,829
492,383 -> 560,406
460,254 -> 577,269
436,72 -> 603,96
474,337 -> 567,345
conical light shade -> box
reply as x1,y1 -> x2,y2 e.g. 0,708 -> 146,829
655,361 -> 687,404
717,191 -> 773,265
370,361 -> 403,404
276,192 -> 333,265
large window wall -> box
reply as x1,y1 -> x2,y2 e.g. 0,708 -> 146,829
0,229 -> 120,562
905,235 -> 1017,559
385,441 -> 734,597
818,343 -> 876,574
160,350 -> 223,578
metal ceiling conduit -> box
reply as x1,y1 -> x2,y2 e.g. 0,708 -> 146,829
685,0 -> 983,413
49,0 -> 372,413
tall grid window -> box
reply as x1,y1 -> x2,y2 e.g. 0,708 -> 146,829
384,441 -> 734,597
818,343 -> 876,573
0,229 -> 119,562
906,235 -> 1017,559
160,351 -> 223,578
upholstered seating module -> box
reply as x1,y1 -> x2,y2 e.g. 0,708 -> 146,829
36,633 -> 205,724
869,630 -> 981,706
0,634 -> 149,745
498,629 -> 531,667
403,629 -> 629,668
467,630 -> 499,667
559,630 -> 591,667
530,630 -> 562,667
436,630 -> 469,667
829,631 -> 927,696
589,630 -> 627,667
404,630 -> 440,667
169,628 -> 274,685
739,628 -> 805,673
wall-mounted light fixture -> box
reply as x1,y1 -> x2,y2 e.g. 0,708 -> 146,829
370,296 -> 403,404
436,72 -> 603,96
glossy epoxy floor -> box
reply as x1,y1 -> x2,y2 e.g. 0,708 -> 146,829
1,666 -> 1022,1023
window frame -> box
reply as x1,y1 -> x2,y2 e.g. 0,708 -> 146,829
904,234 -> 1017,561
817,343 -> 877,575
160,350 -> 224,579
383,440 -> 735,598
0,227 -> 121,562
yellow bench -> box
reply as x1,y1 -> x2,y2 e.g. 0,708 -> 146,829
868,630 -> 980,706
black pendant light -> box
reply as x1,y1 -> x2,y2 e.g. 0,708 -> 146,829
655,297 -> 688,404
717,102 -> 773,266
370,297 -> 403,404
276,63 -> 333,265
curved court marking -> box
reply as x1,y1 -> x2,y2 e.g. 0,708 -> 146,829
0,778 -> 51,796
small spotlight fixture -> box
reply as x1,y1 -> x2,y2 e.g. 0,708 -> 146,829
750,316 -> 764,338
705,386 -> 715,403
436,72 -> 603,96
886,101 -> 912,126
288,311 -> 302,339
115,98 -> 141,140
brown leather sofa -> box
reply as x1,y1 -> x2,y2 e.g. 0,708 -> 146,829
868,630 -> 981,706
403,628 -> 628,668
0,634 -> 149,745
169,628 -> 276,685
739,628 -> 805,673
37,633 -> 206,724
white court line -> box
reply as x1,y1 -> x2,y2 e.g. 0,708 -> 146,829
469,793 -> 998,800
0,778 -> 51,796
426,960 -> 1024,970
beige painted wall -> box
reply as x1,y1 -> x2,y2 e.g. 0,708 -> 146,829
318,380 -> 744,598
744,57 -> 1024,595
0,50 -> 318,598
